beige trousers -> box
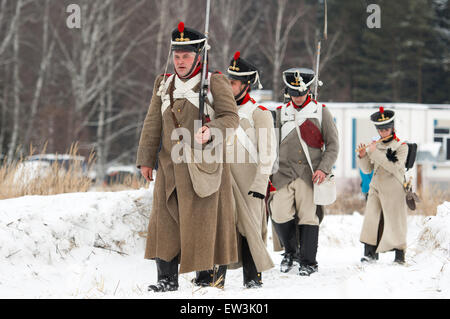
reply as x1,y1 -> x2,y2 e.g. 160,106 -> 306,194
270,177 -> 319,226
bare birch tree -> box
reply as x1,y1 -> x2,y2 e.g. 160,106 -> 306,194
6,0 -> 25,161
51,0 -> 159,180
209,0 -> 262,71
302,12 -> 347,90
23,0 -> 55,147
260,0 -> 304,101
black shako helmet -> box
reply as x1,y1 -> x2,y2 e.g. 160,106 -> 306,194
283,68 -> 316,97
370,106 -> 395,130
171,22 -> 206,53
227,51 -> 262,89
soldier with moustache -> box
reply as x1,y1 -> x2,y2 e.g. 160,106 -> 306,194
357,107 -> 408,264
269,68 -> 339,276
136,22 -> 239,292
215,52 -> 277,288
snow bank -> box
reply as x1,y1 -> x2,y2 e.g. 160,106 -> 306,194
0,189 -> 152,260
0,188 -> 152,298
0,190 -> 449,298
405,202 -> 450,296
416,202 -> 450,252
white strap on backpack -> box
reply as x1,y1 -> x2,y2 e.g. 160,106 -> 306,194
295,121 -> 336,206
280,100 -> 323,141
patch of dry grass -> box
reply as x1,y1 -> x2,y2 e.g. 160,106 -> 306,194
414,185 -> 450,216
99,174 -> 148,192
327,179 -> 450,216
327,179 -> 366,215
0,143 -> 95,200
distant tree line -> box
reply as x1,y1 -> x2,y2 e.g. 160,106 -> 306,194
0,0 -> 448,181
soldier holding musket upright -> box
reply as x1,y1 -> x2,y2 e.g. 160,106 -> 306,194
136,21 -> 239,292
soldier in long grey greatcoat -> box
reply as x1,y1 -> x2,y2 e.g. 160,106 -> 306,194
136,22 -> 239,292
357,107 -> 408,264
269,68 -> 339,276
193,52 -> 277,289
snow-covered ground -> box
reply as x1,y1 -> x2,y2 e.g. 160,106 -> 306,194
0,188 -> 449,299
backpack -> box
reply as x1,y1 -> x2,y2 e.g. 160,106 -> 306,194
405,142 -> 417,171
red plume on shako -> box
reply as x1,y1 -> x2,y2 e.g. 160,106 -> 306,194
370,106 -> 395,128
171,21 -> 205,48
174,21 -> 193,43
229,51 -> 241,71
178,22 -> 184,33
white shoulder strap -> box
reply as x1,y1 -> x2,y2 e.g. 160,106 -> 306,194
235,126 -> 259,164
234,100 -> 259,163
158,73 -> 215,118
295,125 -> 315,174
280,101 -> 323,142
206,74 -> 214,106
280,103 -> 294,126
158,74 -> 175,115
317,102 -> 323,127
280,103 -> 295,141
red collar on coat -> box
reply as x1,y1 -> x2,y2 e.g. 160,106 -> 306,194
382,132 -> 400,143
291,95 -> 312,109
237,93 -> 252,106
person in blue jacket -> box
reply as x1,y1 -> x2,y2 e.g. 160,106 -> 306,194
359,169 -> 373,201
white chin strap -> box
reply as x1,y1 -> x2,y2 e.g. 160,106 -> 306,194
227,69 -> 263,90
283,71 -> 323,93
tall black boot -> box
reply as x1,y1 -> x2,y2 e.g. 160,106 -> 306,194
272,219 -> 298,273
212,265 -> 227,288
193,265 -> 227,288
298,225 -> 319,276
361,212 -> 383,263
242,236 -> 262,289
394,249 -> 405,264
193,270 -> 214,287
148,256 -> 179,292
361,243 -> 379,263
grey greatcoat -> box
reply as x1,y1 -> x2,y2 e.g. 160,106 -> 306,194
136,73 -> 240,274
227,96 -> 276,272
358,138 -> 409,253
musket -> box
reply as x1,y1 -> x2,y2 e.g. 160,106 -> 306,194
355,135 -> 393,153
313,0 -> 327,100
313,41 -> 321,99
199,0 -> 211,124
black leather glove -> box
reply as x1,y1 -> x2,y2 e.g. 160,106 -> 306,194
386,148 -> 398,163
248,191 -> 265,199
